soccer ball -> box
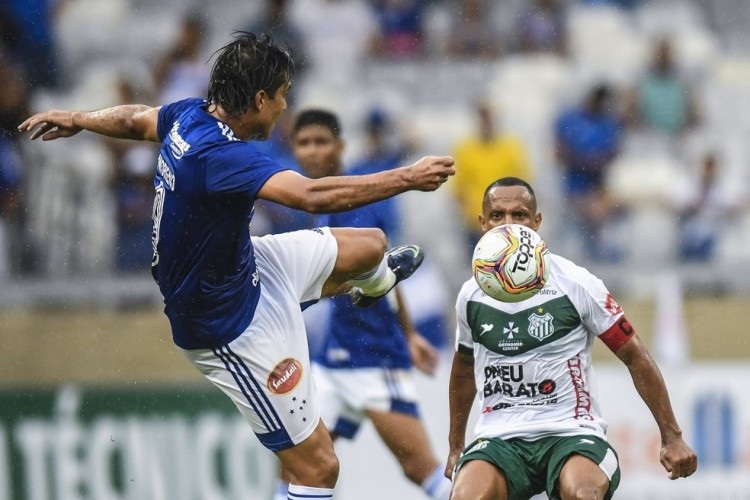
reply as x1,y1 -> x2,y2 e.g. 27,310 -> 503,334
472,224 -> 550,303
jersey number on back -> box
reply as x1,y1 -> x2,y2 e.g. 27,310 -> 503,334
151,182 -> 165,267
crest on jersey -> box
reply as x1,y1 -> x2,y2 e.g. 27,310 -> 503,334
528,312 -> 554,341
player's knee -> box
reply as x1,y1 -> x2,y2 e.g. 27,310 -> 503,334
450,483 -> 478,500
558,484 -> 606,500
313,452 -> 340,487
352,227 -> 387,269
292,451 -> 339,488
401,458 -> 430,485
306,443 -> 340,486
332,227 -> 387,272
362,227 -> 387,257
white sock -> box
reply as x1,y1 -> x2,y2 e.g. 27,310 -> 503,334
422,464 -> 452,500
347,255 -> 395,296
273,480 -> 289,500
287,484 -> 334,499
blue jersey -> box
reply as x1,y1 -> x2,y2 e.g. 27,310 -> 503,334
313,175 -> 411,369
153,98 -> 287,349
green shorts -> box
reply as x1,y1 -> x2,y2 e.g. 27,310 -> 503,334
455,435 -> 620,500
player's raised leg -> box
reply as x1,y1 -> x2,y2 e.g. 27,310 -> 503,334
321,227 -> 424,302
320,227 -> 387,295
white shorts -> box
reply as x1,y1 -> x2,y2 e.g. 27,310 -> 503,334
181,228 -> 337,451
313,363 -> 420,439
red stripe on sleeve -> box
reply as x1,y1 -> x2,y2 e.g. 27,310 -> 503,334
599,316 -> 635,352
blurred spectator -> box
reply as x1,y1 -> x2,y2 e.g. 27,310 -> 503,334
152,12 -> 210,105
671,151 -> 744,262
0,141 -> 22,279
244,0 -> 309,79
290,0 -> 377,80
624,37 -> 701,153
104,77 -> 159,273
0,0 -> 66,89
450,101 -> 532,252
350,107 -> 414,177
368,0 -> 429,60
516,0 -> 568,56
0,50 -> 30,277
554,83 -> 625,262
444,0 -> 503,60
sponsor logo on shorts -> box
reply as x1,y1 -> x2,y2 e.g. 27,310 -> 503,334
267,358 -> 303,395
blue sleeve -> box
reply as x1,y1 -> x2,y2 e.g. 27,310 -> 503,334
204,144 -> 288,198
0,139 -> 21,188
157,98 -> 206,141
327,199 -> 399,239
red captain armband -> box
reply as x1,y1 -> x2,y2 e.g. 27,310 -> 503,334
599,316 -> 635,352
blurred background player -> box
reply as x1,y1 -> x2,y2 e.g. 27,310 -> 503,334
152,11 -> 210,105
272,108 -> 452,500
446,177 -> 697,499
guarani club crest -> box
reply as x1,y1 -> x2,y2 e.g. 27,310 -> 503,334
528,310 -> 555,341
468,297 -> 580,355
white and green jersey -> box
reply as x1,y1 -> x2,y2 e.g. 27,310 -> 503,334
455,253 -> 625,442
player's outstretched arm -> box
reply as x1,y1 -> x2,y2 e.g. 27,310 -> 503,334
445,350 -> 475,479
614,335 -> 698,479
18,105 -> 161,143
258,155 -> 455,213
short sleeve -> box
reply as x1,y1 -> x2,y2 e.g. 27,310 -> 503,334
454,281 -> 475,352
570,268 -> 624,336
157,98 -> 206,141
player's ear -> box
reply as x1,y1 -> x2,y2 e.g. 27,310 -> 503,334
533,212 -> 543,231
254,90 -> 266,111
478,213 -> 486,232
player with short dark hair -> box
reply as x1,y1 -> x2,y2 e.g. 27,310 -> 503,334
446,176 -> 697,499
19,32 -> 455,500
270,108 -> 452,500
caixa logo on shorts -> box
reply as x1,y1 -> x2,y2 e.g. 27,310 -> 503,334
267,358 -> 303,394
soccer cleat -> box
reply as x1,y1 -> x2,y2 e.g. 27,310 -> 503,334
350,244 -> 424,307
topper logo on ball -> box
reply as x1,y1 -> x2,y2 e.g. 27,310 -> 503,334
511,229 -> 534,273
